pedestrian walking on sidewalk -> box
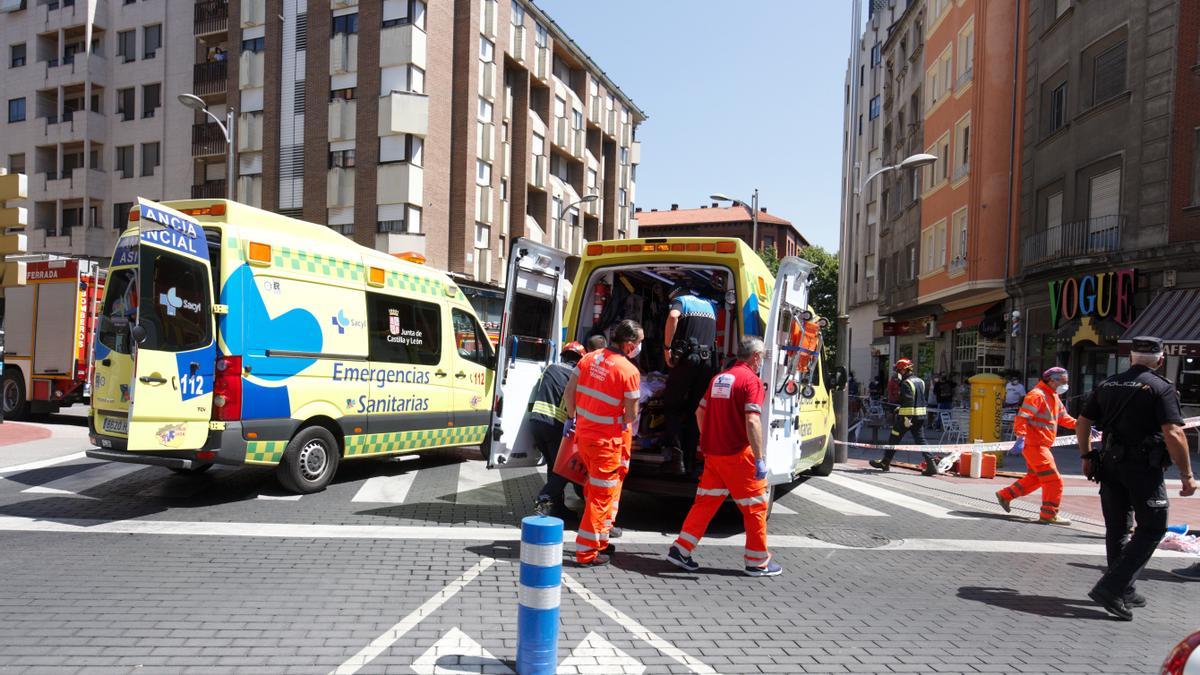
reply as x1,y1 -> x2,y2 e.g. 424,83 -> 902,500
666,337 -> 780,577
995,367 -> 1076,525
1075,336 -> 1197,620
870,358 -> 938,475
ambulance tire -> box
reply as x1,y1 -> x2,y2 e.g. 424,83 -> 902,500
277,426 -> 340,494
1,369 -> 30,421
809,439 -> 835,477
764,485 -> 778,521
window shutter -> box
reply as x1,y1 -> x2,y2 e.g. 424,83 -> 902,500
1088,169 -> 1120,219
1046,192 -> 1063,230
1093,42 -> 1126,103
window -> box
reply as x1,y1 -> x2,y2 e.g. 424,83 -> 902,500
143,24 -> 161,59
763,235 -> 776,249
910,166 -> 921,202
1046,190 -> 1063,232
377,204 -> 422,234
139,247 -> 212,352
115,145 -> 133,178
409,65 -> 425,94
10,43 -> 25,68
382,0 -> 426,29
112,202 -> 132,230
117,87 -> 135,121
141,142 -> 159,176
242,36 -> 265,53
479,36 -> 494,62
620,147 -> 629,165
907,244 -> 917,279
870,42 -> 881,67
869,95 -> 880,120
572,108 -> 583,131
117,29 -> 136,62
549,153 -> 567,181
7,153 -> 24,173
476,159 -> 491,186
330,87 -> 356,101
951,208 -> 968,267
329,148 -> 355,168
452,308 -> 494,368
535,22 -> 548,48
368,294 -> 441,365
142,83 -> 160,118
511,1 -> 524,26
499,177 -> 508,201
939,135 -> 950,181
332,12 -> 358,35
552,55 -> 571,83
478,97 -> 493,122
1088,168 -> 1121,219
1048,81 -> 1067,134
954,114 -> 970,177
957,21 -> 974,79
379,134 -> 423,165
554,95 -> 565,119
532,132 -> 545,156
1092,41 -> 1127,105
618,188 -> 627,206
7,97 -> 25,123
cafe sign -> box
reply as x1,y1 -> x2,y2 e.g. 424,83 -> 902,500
1049,268 -> 1135,328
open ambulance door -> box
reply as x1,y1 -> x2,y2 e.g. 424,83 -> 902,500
487,238 -> 569,468
760,256 -> 816,486
126,198 -> 217,452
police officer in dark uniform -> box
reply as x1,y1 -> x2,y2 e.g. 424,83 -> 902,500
531,342 -> 587,518
661,287 -> 717,476
1076,336 -> 1197,620
870,358 -> 939,476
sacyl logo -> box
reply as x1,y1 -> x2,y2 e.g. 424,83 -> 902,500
331,309 -> 365,334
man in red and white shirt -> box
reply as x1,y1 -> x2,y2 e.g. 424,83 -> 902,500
667,337 -> 781,577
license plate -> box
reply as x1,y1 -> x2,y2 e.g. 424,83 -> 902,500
102,418 -> 128,435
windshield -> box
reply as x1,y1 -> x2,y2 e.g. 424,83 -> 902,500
98,267 -> 138,355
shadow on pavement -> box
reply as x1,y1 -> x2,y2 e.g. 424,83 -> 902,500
957,586 -> 1110,620
1066,561 -> 1195,584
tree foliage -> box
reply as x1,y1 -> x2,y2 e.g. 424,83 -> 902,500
758,244 -> 840,362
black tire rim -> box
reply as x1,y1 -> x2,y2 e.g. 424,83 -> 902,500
2,379 -> 18,413
297,439 -> 329,482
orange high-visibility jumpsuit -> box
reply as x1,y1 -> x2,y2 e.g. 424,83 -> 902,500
673,361 -> 771,568
998,380 -> 1076,520
573,349 -> 640,563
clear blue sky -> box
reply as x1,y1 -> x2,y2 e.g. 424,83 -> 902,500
535,0 -> 854,251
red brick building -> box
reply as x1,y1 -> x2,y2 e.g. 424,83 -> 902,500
634,203 -> 809,259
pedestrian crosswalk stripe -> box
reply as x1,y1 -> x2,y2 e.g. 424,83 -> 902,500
19,461 -> 143,497
790,483 -> 888,517
771,502 -> 797,515
410,627 -> 512,675
454,459 -> 507,506
351,473 -> 417,504
820,473 -> 970,519
559,631 -> 646,674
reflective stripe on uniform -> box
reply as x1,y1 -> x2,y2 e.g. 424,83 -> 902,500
677,532 -> 699,546
734,493 -> 769,506
623,390 -> 640,399
1036,469 -> 1057,477
1020,404 -> 1039,416
744,549 -> 770,561
898,407 -> 927,416
531,400 -> 567,423
745,403 -> 762,413
577,408 -> 617,425
696,487 -> 730,497
576,529 -> 606,542
578,384 -> 620,406
588,476 -> 619,488
1027,419 -> 1056,430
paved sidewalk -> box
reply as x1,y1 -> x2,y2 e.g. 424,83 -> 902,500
0,407 -> 91,471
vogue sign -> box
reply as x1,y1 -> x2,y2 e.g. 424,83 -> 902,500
1049,268 -> 1135,328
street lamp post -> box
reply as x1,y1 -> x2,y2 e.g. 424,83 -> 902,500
178,93 -> 237,202
554,194 -> 599,252
856,153 -> 938,195
710,189 -> 759,250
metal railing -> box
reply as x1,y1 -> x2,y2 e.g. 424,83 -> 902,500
949,256 -> 967,274
193,61 -> 227,96
955,65 -> 973,91
190,180 -> 226,199
191,122 -> 226,157
194,0 -> 229,36
952,162 -> 968,181
1020,215 -> 1124,267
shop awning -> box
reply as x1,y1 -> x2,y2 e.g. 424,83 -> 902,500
1119,288 -> 1200,346
937,302 -> 1003,332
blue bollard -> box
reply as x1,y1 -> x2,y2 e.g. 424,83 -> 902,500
516,515 -> 563,675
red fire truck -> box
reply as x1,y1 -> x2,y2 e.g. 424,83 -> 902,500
2,258 -> 103,419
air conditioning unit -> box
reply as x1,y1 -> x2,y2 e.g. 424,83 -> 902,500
926,322 -> 940,338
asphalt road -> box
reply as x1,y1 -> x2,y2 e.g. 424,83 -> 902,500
0,413 -> 1196,674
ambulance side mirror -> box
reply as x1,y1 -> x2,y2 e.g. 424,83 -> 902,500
832,366 -> 848,391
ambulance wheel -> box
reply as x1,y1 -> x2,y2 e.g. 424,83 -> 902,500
169,464 -> 212,475
809,440 -> 835,477
764,485 -> 778,521
801,384 -> 816,399
1,369 -> 29,421
277,426 -> 340,494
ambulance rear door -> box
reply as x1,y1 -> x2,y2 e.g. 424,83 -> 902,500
487,238 -> 568,468
760,256 -> 816,486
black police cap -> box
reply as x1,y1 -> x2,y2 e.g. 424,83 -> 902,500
1130,336 -> 1163,354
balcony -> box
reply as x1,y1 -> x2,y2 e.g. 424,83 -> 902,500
949,256 -> 967,274
952,162 -> 968,182
194,0 -> 229,36
192,122 -> 227,157
329,99 -> 356,141
955,65 -> 973,92
552,117 -> 568,148
238,175 -> 262,208
1020,215 -> 1124,268
379,91 -> 428,136
191,180 -> 227,199
326,168 -> 355,207
330,33 -> 358,75
380,24 -> 426,69
239,50 -> 264,89
529,155 -> 547,190
237,112 -> 263,152
376,163 -> 422,205
193,61 -> 228,97
240,0 -> 265,27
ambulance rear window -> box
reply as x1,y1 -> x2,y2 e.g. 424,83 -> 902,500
139,248 -> 212,352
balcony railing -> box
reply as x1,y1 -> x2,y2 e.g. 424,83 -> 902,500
193,61 -> 228,96
191,180 -> 227,199
955,65 -> 973,91
1020,215 -> 1124,267
952,162 -> 968,182
949,256 -> 967,274
192,122 -> 227,157
194,0 -> 229,36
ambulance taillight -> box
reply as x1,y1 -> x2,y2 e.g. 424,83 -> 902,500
213,355 -> 243,421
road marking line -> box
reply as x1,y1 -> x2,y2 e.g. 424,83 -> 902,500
559,631 -> 646,674
256,494 -> 303,501
21,486 -> 89,497
0,452 -> 88,475
821,473 -> 969,519
330,558 -> 496,675
771,502 -> 797,515
790,484 -> 888,517
563,574 -> 716,674
351,473 -> 417,504
410,626 -> 512,675
0,516 -> 1189,557
454,460 -> 508,506
19,461 -> 142,496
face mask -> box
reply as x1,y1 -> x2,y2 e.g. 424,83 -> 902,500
626,343 -> 642,359
1055,383 -> 1069,395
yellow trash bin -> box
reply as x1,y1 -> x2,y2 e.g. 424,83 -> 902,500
968,373 -> 1005,443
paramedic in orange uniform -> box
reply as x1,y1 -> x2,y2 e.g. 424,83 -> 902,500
666,337 -> 782,577
564,319 -> 643,567
996,367 -> 1077,524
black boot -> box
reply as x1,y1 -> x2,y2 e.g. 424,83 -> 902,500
870,450 -> 896,472
922,454 -> 939,476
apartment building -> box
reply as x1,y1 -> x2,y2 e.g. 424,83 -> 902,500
1010,0 -> 1200,401
1,0 -> 194,259
916,0 -> 1018,378
1,0 -> 644,292
635,203 -> 809,261
839,0 -> 909,386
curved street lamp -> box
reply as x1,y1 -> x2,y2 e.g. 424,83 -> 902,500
857,153 -> 937,195
555,193 -> 599,251
709,188 -> 760,249
178,93 -> 237,201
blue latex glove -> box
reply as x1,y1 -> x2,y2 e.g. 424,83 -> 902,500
562,418 -> 575,438
754,458 -> 767,480
1008,437 -> 1025,456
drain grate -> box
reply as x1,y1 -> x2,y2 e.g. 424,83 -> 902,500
807,527 -> 892,549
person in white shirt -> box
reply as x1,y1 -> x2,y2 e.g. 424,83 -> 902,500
1004,375 -> 1027,408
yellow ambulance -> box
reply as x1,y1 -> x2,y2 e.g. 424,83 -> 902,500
488,237 -> 843,502
87,198 -> 495,493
